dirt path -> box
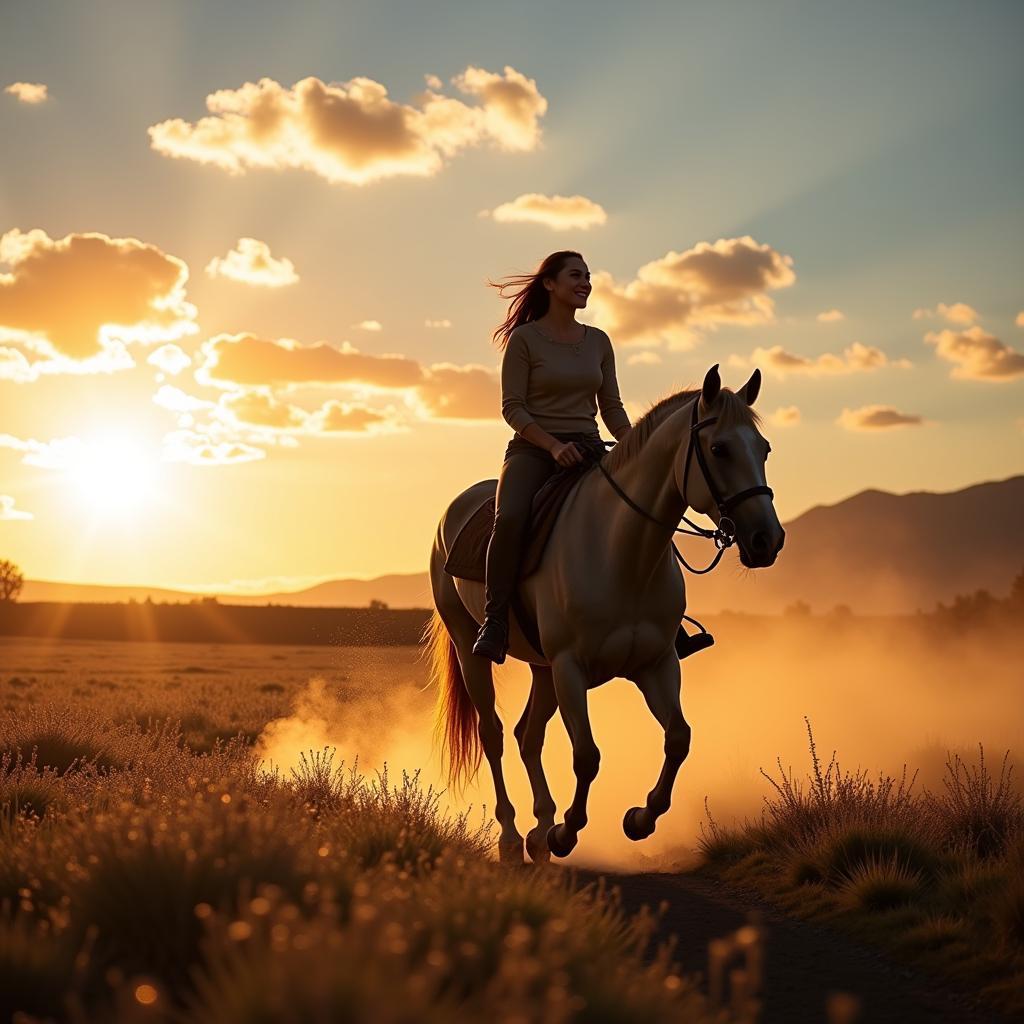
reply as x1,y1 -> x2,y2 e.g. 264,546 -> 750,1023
575,869 -> 1009,1024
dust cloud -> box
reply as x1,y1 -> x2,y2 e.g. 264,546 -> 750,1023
254,616 -> 1023,872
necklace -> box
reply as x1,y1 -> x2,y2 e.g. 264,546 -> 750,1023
532,321 -> 587,356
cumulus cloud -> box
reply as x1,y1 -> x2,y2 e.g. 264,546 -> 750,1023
0,432 -> 84,470
912,302 -> 979,325
816,309 -> 845,323
585,236 -> 795,349
148,67 -> 547,186
153,384 -> 214,413
740,341 -> 910,377
355,320 -> 382,331
837,406 -> 924,431
197,332 -> 424,390
310,400 -> 391,433
205,238 -> 299,287
0,495 -> 32,520
483,193 -> 607,230
5,82 -> 47,104
219,389 -> 307,429
769,405 -> 801,427
415,362 -> 499,420
162,428 -> 265,466
924,325 -> 1024,380
627,351 -> 662,366
147,343 -> 192,376
0,228 -> 197,362
425,318 -> 451,328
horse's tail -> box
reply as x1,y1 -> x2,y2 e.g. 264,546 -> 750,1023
423,609 -> 481,791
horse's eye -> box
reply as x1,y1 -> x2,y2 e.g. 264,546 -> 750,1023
710,444 -> 727,458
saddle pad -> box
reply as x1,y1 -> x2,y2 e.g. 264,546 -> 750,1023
444,462 -> 596,583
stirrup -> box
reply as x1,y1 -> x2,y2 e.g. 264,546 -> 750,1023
675,626 -> 715,660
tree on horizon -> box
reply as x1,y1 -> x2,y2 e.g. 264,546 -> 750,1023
0,559 -> 24,603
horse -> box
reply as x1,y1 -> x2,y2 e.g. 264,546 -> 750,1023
425,363 -> 785,863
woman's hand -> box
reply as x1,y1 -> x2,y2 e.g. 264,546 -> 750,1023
550,440 -> 584,467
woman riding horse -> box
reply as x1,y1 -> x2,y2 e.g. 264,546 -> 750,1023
471,250 -> 709,664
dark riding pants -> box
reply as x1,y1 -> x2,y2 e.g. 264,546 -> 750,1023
482,431 -> 602,622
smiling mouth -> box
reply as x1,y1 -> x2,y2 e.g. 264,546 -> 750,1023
574,291 -> 589,299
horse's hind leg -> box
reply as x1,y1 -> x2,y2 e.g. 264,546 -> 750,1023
513,665 -> 558,864
547,655 -> 600,858
450,637 -> 524,864
624,650 -> 691,841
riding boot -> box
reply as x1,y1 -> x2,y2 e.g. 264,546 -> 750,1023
674,623 -> 715,660
473,611 -> 509,663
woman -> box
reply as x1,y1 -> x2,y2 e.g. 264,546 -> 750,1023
472,250 -> 707,664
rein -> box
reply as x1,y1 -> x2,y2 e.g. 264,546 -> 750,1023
596,398 -> 774,575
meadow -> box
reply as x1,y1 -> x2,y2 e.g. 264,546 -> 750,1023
1,609 -> 1021,1020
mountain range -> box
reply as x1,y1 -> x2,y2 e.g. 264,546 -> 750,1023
20,475 -> 1024,615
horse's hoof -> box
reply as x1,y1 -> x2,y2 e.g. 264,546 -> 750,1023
546,823 -> 577,858
526,828 -> 551,864
623,806 -> 656,841
498,838 -> 525,865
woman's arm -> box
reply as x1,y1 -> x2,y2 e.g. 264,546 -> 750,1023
597,332 -> 632,440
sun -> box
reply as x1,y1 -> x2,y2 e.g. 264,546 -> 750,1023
68,436 -> 161,518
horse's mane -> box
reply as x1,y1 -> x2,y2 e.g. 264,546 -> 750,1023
604,387 -> 762,473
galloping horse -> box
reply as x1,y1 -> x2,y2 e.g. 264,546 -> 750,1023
426,364 -> 784,863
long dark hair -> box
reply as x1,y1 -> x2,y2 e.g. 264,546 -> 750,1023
487,251 -> 583,351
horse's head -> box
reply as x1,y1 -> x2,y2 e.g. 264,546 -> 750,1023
675,364 -> 785,569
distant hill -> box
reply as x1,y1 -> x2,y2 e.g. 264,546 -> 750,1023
21,475 -> 1024,615
687,474 -> 1024,614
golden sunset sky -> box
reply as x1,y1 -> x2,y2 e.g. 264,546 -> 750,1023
1,0 -> 1022,592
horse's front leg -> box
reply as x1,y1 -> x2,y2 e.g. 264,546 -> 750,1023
547,654 -> 599,857
623,648 -> 692,841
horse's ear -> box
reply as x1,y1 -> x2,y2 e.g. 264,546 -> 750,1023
738,368 -> 761,406
700,364 -> 721,414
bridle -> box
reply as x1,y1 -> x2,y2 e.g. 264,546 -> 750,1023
596,397 -> 774,574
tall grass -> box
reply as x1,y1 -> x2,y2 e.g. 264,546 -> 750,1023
0,703 -> 730,1023
698,718 -> 1024,1014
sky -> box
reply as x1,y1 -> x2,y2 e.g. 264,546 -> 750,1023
1,0 -> 1022,592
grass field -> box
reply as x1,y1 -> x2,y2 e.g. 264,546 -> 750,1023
1,615 -> 1020,1020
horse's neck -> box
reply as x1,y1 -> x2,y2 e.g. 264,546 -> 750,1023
577,400 -> 696,588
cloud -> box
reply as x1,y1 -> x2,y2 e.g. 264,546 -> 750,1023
153,384 -> 214,413
5,82 -> 47,104
837,406 -> 924,431
219,389 -> 307,429
147,343 -> 192,376
355,320 -> 382,332
310,400 -> 391,433
483,193 -> 607,230
197,332 -> 425,390
584,236 -> 795,349
816,309 -> 845,323
769,405 -> 801,427
627,351 -> 662,366
0,495 -> 32,521
161,428 -> 265,466
0,228 -> 197,361
1016,312 -> 1024,328
912,302 -> 979,325
205,238 -> 298,287
425,318 -> 451,328
741,341 -> 910,377
414,363 -> 499,420
924,325 -> 1024,380
0,432 -> 85,470
148,67 -> 547,186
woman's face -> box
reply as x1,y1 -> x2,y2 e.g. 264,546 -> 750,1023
546,257 -> 591,309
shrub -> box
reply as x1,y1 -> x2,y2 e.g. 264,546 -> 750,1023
837,855 -> 925,913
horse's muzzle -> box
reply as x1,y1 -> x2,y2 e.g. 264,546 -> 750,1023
739,525 -> 785,569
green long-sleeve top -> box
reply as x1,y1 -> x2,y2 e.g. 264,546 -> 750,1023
500,321 -> 632,438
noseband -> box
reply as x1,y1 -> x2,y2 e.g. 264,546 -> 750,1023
597,398 -> 774,574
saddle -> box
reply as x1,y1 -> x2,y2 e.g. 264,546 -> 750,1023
443,444 -> 606,584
